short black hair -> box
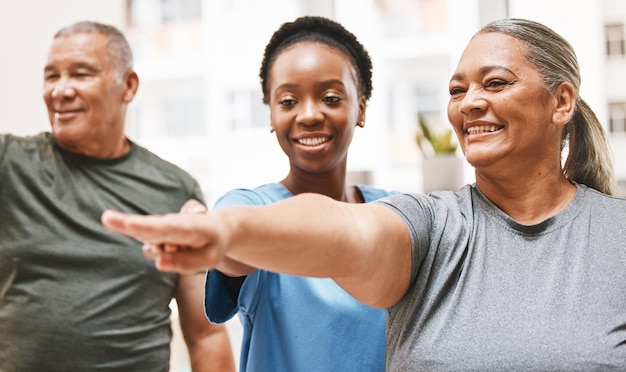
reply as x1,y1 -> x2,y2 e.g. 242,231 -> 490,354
259,16 -> 373,104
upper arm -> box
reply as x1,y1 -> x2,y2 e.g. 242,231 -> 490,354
175,273 -> 237,371
174,272 -> 228,344
334,202 -> 412,309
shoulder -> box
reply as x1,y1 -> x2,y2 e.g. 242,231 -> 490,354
377,184 -> 474,209
0,132 -> 49,148
355,184 -> 401,202
130,142 -> 199,182
0,132 -> 53,161
127,142 -> 204,201
213,183 -> 292,208
581,183 -> 626,202
578,183 -> 626,215
375,185 -> 475,230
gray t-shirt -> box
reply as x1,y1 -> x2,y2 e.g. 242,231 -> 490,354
0,133 -> 204,371
378,184 -> 626,371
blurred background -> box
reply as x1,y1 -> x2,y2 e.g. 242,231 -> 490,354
2,0 -> 625,370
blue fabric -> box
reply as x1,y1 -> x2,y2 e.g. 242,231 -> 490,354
205,183 -> 396,372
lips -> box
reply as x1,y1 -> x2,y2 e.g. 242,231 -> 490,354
54,110 -> 82,121
466,125 -> 503,134
295,136 -> 331,146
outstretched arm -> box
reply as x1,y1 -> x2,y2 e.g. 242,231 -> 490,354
102,193 -> 412,309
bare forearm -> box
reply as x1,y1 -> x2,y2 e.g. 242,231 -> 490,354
187,329 -> 236,372
220,193 -> 411,307
220,193 -> 366,278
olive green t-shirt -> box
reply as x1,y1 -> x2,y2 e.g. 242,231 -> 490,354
0,133 -> 204,371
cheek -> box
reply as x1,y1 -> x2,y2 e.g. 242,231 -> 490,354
269,107 -> 288,131
42,86 -> 53,104
447,103 -> 463,129
268,110 -> 296,145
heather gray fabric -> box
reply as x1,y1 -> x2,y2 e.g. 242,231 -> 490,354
377,184 -> 626,371
0,133 -> 204,371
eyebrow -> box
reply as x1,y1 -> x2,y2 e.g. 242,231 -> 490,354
275,78 -> 347,92
44,62 -> 99,73
449,65 -> 515,82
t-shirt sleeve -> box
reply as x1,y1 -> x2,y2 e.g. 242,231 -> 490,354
375,193 -> 435,296
189,179 -> 206,206
204,188 -> 266,322
0,134 -> 11,168
204,270 -> 240,323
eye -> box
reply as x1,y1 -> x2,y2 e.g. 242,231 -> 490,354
485,79 -> 508,89
278,98 -> 297,108
322,95 -> 341,105
73,70 -> 93,78
44,72 -> 59,81
449,87 -> 465,96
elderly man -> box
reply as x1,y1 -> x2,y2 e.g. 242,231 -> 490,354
0,21 -> 235,371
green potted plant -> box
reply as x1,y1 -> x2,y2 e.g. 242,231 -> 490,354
415,113 -> 458,157
415,113 -> 465,193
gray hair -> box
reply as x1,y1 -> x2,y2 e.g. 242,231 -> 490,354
54,21 -> 134,76
479,18 -> 617,195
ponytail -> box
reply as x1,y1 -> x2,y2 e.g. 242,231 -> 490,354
563,99 -> 617,195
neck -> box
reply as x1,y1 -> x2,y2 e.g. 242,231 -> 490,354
476,172 -> 576,225
280,170 -> 363,203
58,137 -> 131,159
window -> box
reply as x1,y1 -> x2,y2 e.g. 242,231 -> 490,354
376,0 -> 448,37
129,78 -> 205,138
162,0 -> 202,23
224,90 -> 269,130
605,23 -> 625,57
609,102 -> 626,134
128,0 -> 202,27
161,96 -> 205,136
415,87 -> 442,132
126,0 -> 204,58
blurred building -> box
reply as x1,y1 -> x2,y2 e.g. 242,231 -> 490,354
2,0 -> 624,200
119,0 -> 626,201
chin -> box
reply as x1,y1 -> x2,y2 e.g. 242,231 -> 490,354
52,126 -> 83,143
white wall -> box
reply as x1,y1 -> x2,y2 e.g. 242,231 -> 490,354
0,0 -> 126,135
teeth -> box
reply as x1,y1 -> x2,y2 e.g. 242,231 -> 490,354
297,137 -> 329,146
467,125 -> 500,134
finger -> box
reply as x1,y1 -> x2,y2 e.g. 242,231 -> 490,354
142,243 -> 162,260
163,243 -> 180,253
155,248 -> 221,274
180,199 -> 207,214
101,209 -> 208,247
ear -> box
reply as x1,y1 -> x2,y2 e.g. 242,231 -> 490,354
269,111 -> 276,133
357,96 -> 367,128
552,82 -> 576,127
122,70 -> 139,103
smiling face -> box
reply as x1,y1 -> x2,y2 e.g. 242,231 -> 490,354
267,42 -> 365,175
43,32 -> 137,157
447,32 -> 563,173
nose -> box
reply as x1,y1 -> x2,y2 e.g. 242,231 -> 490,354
459,86 -> 487,115
50,77 -> 76,99
297,99 -> 324,126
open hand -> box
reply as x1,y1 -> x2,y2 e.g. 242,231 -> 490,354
101,209 -> 227,274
